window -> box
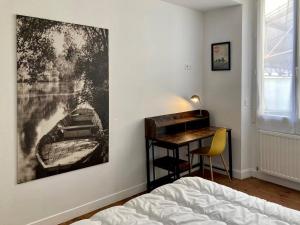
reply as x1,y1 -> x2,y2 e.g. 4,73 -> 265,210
262,0 -> 296,117
258,0 -> 299,133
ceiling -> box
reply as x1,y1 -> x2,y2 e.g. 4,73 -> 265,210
161,0 -> 241,12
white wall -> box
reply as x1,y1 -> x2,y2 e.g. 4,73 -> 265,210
240,0 -> 257,175
202,6 -> 243,175
0,1 -> 204,224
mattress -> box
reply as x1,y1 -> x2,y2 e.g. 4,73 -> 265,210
72,177 -> 300,225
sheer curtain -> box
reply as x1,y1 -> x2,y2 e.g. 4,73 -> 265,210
297,0 -> 300,134
257,0 -> 298,134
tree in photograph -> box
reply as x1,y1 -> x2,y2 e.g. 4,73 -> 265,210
17,16 -> 59,83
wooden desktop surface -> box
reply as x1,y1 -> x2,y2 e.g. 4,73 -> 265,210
155,126 -> 231,146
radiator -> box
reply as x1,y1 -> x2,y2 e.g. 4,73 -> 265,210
259,130 -> 300,183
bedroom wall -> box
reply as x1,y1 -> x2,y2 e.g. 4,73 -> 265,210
0,0 -> 204,224
239,0 -> 257,177
202,6 -> 243,176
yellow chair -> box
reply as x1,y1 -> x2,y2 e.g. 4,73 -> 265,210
190,128 -> 231,181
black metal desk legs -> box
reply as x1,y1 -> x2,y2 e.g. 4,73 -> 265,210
187,144 -> 191,175
146,138 -> 151,192
198,140 -> 203,173
175,146 -> 180,179
228,130 -> 233,178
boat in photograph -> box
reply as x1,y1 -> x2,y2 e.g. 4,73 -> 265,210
36,103 -> 103,172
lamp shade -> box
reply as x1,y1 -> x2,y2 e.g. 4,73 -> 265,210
190,95 -> 200,103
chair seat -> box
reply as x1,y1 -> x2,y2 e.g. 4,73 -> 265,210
190,147 -> 211,155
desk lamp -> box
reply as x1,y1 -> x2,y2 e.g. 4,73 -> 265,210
190,95 -> 203,117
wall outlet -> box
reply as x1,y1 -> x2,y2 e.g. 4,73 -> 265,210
184,64 -> 192,72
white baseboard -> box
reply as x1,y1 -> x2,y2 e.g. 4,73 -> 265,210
252,171 -> 300,191
220,167 -> 300,191
232,168 -> 253,179
27,182 -> 146,225
221,167 -> 300,195
232,167 -> 300,191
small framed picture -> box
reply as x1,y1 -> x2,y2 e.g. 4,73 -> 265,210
211,42 -> 231,71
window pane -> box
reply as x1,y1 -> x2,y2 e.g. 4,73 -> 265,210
263,0 -> 295,116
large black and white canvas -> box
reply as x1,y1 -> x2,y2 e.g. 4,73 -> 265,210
17,15 -> 109,183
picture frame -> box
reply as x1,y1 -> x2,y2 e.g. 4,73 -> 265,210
211,42 -> 231,71
16,15 -> 109,183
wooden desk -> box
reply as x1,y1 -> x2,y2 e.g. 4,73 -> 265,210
156,127 -> 223,146
154,127 -> 232,180
145,110 -> 232,192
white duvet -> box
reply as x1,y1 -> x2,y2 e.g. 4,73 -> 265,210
72,177 -> 300,225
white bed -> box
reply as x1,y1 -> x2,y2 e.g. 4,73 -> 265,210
72,177 -> 300,225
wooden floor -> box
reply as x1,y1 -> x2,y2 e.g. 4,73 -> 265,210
60,171 -> 300,225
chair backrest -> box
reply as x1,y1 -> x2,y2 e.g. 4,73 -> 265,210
209,128 -> 227,156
